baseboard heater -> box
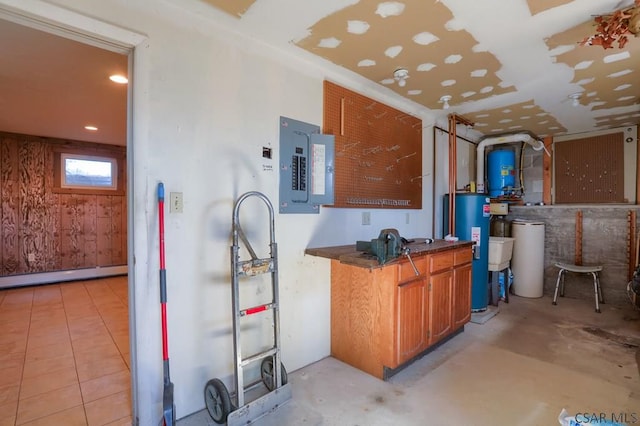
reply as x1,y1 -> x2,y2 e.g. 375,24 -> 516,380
0,265 -> 128,289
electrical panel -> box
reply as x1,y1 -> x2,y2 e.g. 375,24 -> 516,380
279,116 -> 335,214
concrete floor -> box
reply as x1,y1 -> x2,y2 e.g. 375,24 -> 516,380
181,294 -> 640,425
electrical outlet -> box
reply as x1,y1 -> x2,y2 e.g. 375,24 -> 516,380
362,212 -> 371,226
28,253 -> 35,262
170,192 -> 183,213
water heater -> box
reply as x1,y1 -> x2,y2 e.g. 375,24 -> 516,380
443,193 -> 490,311
487,149 -> 515,197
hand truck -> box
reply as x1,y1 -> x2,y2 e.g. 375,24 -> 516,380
204,191 -> 292,425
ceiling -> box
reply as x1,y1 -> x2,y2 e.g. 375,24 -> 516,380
204,0 -> 640,138
0,18 -> 128,146
0,0 -> 638,146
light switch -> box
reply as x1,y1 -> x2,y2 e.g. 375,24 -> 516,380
170,192 -> 183,213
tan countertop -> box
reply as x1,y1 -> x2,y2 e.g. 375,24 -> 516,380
305,238 -> 473,269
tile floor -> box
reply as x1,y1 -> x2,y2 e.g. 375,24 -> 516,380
0,276 -> 131,426
3,276 -> 639,426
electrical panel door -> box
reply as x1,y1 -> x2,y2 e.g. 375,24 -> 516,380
279,116 -> 335,214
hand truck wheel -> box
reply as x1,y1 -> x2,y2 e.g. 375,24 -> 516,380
204,378 -> 232,424
260,357 -> 288,391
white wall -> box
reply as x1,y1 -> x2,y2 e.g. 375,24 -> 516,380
3,0 -> 437,423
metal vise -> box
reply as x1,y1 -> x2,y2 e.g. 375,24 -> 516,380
356,228 -> 403,265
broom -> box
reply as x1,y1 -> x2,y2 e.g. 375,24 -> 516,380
158,182 -> 175,426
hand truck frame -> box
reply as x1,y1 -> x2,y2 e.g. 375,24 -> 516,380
204,191 -> 292,425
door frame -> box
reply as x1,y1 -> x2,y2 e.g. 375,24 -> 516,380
0,1 -> 146,422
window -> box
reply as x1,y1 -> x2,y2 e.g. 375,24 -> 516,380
61,154 -> 117,190
53,147 -> 125,195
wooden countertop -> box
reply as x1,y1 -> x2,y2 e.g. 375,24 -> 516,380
305,238 -> 473,269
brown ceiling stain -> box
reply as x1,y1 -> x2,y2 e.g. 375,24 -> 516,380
201,0 -> 257,18
526,0 -> 573,16
594,111 -> 640,129
546,20 -> 640,113
295,0 -> 514,111
464,100 -> 567,137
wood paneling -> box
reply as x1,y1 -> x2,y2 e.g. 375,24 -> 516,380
1,135 -> 19,275
0,131 -> 126,276
20,139 -> 47,273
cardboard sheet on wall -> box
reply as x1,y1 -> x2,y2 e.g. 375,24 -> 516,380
323,81 -> 422,209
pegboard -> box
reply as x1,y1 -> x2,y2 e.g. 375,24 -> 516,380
323,81 -> 422,209
554,132 -> 624,203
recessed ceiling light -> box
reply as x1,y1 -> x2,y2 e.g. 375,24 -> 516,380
84,125 -> 98,131
109,74 -> 128,84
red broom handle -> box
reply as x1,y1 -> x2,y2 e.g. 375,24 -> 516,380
158,183 -> 169,362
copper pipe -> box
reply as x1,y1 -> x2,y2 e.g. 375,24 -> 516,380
447,113 -> 474,237
637,126 -> 640,205
575,210 -> 583,266
543,136 -> 553,205
629,210 -> 637,281
454,114 -> 474,128
432,126 -> 437,238
448,114 -> 456,236
340,97 -> 345,136
434,125 -> 477,145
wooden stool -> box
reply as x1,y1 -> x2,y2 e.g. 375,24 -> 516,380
552,262 -> 604,313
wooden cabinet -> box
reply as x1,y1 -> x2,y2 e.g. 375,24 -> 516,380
327,243 -> 473,380
453,262 -> 473,328
397,277 -> 427,364
452,247 -> 473,329
429,270 -> 452,344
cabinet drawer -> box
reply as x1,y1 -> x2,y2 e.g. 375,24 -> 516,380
429,251 -> 453,273
398,256 -> 426,282
454,248 -> 472,266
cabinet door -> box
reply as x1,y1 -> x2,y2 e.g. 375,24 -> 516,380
397,278 -> 427,364
452,263 -> 472,329
429,270 -> 452,345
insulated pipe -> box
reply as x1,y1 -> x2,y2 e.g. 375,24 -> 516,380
476,132 -> 545,193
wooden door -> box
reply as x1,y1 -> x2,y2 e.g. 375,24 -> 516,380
429,270 -> 452,344
452,263 -> 472,329
397,278 -> 427,364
